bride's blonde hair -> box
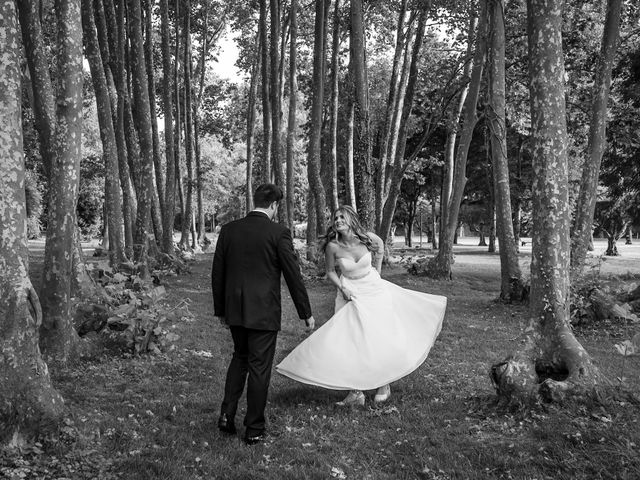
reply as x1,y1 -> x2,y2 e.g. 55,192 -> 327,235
320,205 -> 373,253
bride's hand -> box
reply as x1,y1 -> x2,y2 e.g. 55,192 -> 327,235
340,286 -> 355,301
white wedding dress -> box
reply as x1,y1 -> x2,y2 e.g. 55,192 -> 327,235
276,251 -> 447,390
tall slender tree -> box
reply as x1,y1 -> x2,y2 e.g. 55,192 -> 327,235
160,0 -> 177,254
487,0 -> 523,301
246,32 -> 261,213
286,0 -> 299,231
307,0 -> 328,249
127,0 -> 157,270
82,0 -> 125,265
327,0 -> 341,214
570,0 -> 623,272
259,0 -> 272,183
350,0 -> 374,229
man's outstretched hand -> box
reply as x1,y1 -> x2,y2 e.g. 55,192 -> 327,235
304,316 -> 315,330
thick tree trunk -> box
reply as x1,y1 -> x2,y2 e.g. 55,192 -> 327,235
307,0 -> 328,240
82,0 -> 125,265
350,0 -> 374,229
487,0 -> 523,300
39,0 -> 84,365
127,0 -> 157,271
259,0 -> 272,183
286,0 -> 298,232
429,2 -> 487,279
570,0 -> 622,272
0,2 -> 65,440
327,0 -> 341,215
160,0 -> 176,253
491,0 -> 604,404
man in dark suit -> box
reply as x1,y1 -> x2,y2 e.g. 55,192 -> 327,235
212,183 -> 315,445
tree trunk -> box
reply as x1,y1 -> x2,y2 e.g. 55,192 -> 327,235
17,1 -> 55,177
160,0 -> 176,254
246,32 -> 260,213
270,0 -> 286,222
439,14 -> 477,254
429,2 -> 487,279
350,0 -> 374,229
286,0 -> 298,232
145,0 -> 166,221
487,0 -> 523,300
605,233 -> 619,256
490,0 -> 604,404
127,0 -> 157,272
327,0 -> 341,214
345,100 -> 357,208
113,0 -> 136,258
181,0 -> 194,250
307,0 -> 328,241
570,0 -> 622,273
379,9 -> 428,246
259,0 -> 272,183
306,191 -> 318,261
82,0 -> 125,265
375,0 -> 408,230
431,194 -> 438,250
39,0 -> 85,365
195,0 -> 210,245
0,1 -> 65,440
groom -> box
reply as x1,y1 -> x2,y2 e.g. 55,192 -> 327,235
212,183 -> 315,445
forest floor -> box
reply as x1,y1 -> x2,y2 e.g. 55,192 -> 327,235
2,238 -> 640,479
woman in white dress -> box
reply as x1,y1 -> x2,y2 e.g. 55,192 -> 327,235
276,206 -> 447,406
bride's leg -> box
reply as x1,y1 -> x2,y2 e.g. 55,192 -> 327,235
336,390 -> 365,407
374,384 -> 391,403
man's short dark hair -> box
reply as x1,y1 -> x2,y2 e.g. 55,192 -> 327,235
253,183 -> 283,208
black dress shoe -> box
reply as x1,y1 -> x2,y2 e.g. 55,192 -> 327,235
243,432 -> 266,445
217,413 -> 237,434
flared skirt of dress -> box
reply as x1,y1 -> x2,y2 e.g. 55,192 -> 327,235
276,269 -> 447,390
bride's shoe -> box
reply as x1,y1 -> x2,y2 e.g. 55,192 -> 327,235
336,390 -> 365,407
374,384 -> 391,403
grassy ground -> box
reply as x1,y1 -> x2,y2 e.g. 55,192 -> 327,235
2,239 -> 640,479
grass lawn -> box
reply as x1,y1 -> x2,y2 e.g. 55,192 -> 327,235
2,239 -> 639,479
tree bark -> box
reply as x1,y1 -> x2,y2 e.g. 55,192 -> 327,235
570,0 -> 623,272
39,0 -> 85,365
82,0 -> 125,265
270,0 -> 286,222
429,2 -> 488,279
487,0 -> 523,301
127,0 -> 157,271
491,0 -> 605,404
259,0 -> 272,183
160,0 -> 176,254
350,0 -> 374,229
144,0 -> 167,230
0,1 -> 65,440
327,0 -> 341,215
379,8 -> 428,246
180,0 -> 195,250
246,32 -> 260,213
307,0 -> 328,240
439,14 -> 476,251
376,0 -> 408,230
285,0 -> 298,232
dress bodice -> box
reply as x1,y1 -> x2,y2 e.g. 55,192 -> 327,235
336,251 -> 371,278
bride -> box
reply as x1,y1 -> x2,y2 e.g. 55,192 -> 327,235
276,205 -> 447,406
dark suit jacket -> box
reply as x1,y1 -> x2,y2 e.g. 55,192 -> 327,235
211,211 -> 312,331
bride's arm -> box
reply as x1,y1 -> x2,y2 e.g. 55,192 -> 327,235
367,232 -> 385,272
325,242 -> 352,300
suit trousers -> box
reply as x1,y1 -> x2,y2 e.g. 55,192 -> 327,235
221,326 -> 278,436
